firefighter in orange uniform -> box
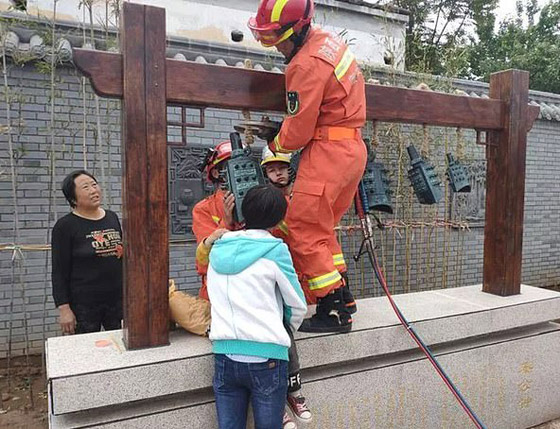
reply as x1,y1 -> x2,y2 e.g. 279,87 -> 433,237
262,147 -> 357,314
249,0 -> 367,332
192,141 -> 237,300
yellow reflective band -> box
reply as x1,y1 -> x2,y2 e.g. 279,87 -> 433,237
308,270 -> 342,290
273,134 -> 284,152
261,27 -> 294,47
273,135 -> 294,154
271,0 -> 291,21
332,253 -> 346,266
334,48 -> 355,81
277,220 -> 289,236
211,215 -> 220,224
274,28 -> 294,45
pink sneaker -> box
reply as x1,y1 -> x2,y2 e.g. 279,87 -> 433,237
283,410 -> 297,429
287,395 -> 312,422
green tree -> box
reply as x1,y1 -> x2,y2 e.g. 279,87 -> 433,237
470,0 -> 560,93
391,0 -> 498,76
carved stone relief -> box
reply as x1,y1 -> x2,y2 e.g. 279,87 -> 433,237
168,145 -> 210,238
452,159 -> 486,225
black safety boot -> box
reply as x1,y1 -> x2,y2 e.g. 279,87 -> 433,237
298,288 -> 352,333
341,272 -> 357,315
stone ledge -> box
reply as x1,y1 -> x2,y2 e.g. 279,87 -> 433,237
51,323 -> 560,428
47,285 -> 560,416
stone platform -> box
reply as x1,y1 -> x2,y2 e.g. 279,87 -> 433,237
47,285 -> 560,428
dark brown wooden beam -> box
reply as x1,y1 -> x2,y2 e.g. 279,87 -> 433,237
144,5 -> 170,347
73,50 -> 122,99
365,85 -> 504,129
483,70 -> 530,296
527,104 -> 540,131
74,49 -> 515,130
121,2 -> 169,349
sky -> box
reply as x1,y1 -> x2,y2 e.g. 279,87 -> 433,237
496,0 -> 545,22
363,0 -> 549,23
363,0 -> 551,30
496,0 -> 523,21
495,0 -> 550,28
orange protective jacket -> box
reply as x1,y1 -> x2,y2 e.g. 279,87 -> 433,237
269,27 -> 367,298
191,189 -> 232,300
271,27 -> 366,154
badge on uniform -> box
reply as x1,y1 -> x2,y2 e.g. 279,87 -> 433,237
286,91 -> 300,116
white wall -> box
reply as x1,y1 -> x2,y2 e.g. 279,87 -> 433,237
0,0 -> 407,68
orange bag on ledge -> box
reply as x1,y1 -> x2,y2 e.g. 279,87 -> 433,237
168,280 -> 211,336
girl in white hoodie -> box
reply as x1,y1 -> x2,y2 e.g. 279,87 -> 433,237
204,185 -> 307,429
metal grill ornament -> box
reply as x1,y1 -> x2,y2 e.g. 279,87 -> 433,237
446,153 -> 471,193
407,145 -> 442,205
360,154 -> 393,214
225,132 -> 264,222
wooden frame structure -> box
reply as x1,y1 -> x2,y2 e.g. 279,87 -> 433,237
74,3 -> 540,349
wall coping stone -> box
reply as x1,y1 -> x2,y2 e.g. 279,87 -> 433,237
46,284 -> 560,415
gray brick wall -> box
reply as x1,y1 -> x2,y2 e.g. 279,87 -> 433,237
1,60 -> 559,357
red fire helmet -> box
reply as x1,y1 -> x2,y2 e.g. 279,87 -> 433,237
205,141 -> 232,181
248,0 -> 314,47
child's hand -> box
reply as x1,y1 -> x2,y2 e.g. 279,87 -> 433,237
206,228 -> 228,247
223,191 -> 236,227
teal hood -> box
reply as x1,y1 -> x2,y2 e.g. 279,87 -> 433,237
209,230 -> 284,275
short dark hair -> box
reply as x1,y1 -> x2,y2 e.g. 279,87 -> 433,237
242,185 -> 287,230
61,170 -> 98,208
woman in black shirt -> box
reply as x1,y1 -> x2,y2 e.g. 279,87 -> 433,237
52,170 -> 123,334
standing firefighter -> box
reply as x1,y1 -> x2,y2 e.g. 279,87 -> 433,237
249,0 -> 366,333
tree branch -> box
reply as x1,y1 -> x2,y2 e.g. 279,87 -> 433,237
430,1 -> 444,44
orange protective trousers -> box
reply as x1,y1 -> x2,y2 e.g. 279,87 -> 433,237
286,136 -> 366,300
269,28 -> 368,301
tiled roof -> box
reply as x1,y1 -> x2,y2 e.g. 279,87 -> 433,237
1,28 -> 283,70
1,30 -> 73,64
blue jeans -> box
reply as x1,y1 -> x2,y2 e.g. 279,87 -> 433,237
213,354 -> 288,429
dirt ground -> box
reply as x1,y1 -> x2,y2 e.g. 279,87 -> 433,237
0,354 -> 559,429
0,355 -> 47,429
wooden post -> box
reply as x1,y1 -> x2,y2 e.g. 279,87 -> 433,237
483,70 -> 530,296
121,2 -> 169,348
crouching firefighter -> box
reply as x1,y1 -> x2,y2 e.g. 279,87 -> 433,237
192,141 -> 238,300
249,0 -> 367,333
